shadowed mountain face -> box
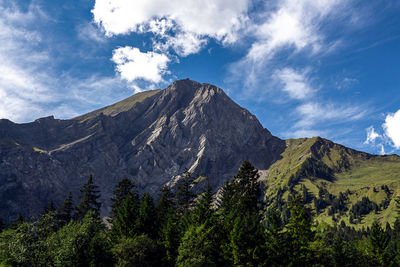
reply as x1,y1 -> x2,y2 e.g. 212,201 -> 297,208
0,79 -> 285,222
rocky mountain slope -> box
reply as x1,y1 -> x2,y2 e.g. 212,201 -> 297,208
0,79 -> 285,222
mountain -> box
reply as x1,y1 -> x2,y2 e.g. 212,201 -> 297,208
262,137 -> 400,227
0,79 -> 284,222
1,79 -> 399,227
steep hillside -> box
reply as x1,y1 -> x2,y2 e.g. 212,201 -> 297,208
262,137 -> 400,228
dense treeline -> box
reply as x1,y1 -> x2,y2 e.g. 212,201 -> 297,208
2,161 -> 400,266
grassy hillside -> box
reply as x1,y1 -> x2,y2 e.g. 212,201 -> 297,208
74,89 -> 161,122
262,137 -> 400,228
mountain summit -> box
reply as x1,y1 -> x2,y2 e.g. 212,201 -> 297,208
0,79 -> 284,222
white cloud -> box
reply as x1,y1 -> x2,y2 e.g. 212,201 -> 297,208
364,126 -> 381,144
92,0 -> 249,55
274,68 -> 313,100
0,3 -> 56,122
383,109 -> 400,149
247,0 -> 345,62
294,102 -> 366,128
112,46 -> 170,84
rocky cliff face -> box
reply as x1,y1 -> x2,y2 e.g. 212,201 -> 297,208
0,79 -> 285,222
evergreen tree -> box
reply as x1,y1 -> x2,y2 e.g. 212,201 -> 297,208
110,178 -> 138,220
110,193 -> 140,241
0,217 -> 4,233
264,207 -> 286,266
285,194 -> 314,266
191,183 -> 214,226
176,170 -> 195,210
112,234 -> 161,267
137,193 -> 158,238
76,174 -> 102,219
59,192 -> 74,225
156,185 -> 175,224
229,211 -> 265,266
44,200 -> 56,214
159,210 -> 181,265
234,160 -> 260,212
177,223 -> 218,267
369,220 -> 389,264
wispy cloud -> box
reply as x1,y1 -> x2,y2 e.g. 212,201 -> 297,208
273,68 -> 314,100
364,126 -> 381,144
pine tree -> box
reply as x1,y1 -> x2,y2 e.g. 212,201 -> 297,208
191,183 -> 214,226
0,216 -> 4,233
59,192 -> 74,225
285,194 -> 314,266
234,160 -> 260,212
176,170 -> 195,211
264,207 -> 286,265
110,178 -> 138,220
369,220 -> 389,264
44,200 -> 56,214
156,185 -> 175,223
77,174 -> 102,219
110,193 -> 140,241
137,193 -> 158,238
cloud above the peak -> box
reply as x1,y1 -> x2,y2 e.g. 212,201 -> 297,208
112,47 -> 170,84
92,0 -> 250,55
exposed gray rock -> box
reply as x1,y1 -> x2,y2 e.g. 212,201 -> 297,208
0,79 -> 285,223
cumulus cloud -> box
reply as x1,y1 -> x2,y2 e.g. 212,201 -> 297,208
364,126 -> 381,144
383,109 -> 400,149
112,47 -> 170,84
92,0 -> 249,56
274,68 -> 314,100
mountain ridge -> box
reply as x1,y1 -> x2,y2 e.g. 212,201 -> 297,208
1,79 -> 399,226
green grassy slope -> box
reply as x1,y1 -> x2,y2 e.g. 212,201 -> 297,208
74,89 -> 161,122
262,137 -> 400,228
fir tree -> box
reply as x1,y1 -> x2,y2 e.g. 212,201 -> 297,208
0,216 -> 4,233
137,193 -> 158,238
110,193 -> 140,241
369,220 -> 389,264
285,194 -> 314,266
191,183 -> 214,226
176,170 -> 195,211
77,174 -> 101,219
59,192 -> 75,225
110,178 -> 138,220
156,185 -> 175,224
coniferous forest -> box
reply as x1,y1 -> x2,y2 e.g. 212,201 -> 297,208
2,161 -> 400,266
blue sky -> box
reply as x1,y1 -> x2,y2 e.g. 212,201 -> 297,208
0,0 -> 399,155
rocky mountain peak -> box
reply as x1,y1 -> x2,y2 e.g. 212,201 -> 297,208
0,79 -> 285,223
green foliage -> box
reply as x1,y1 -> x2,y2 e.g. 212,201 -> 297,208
177,223 -> 217,267
50,210 -> 113,266
137,193 -> 158,238
4,159 -> 400,266
112,234 -> 160,267
176,170 -> 196,210
285,194 -> 314,266
110,177 -> 138,220
76,174 -> 102,220
59,192 -> 75,225
110,192 -> 140,241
